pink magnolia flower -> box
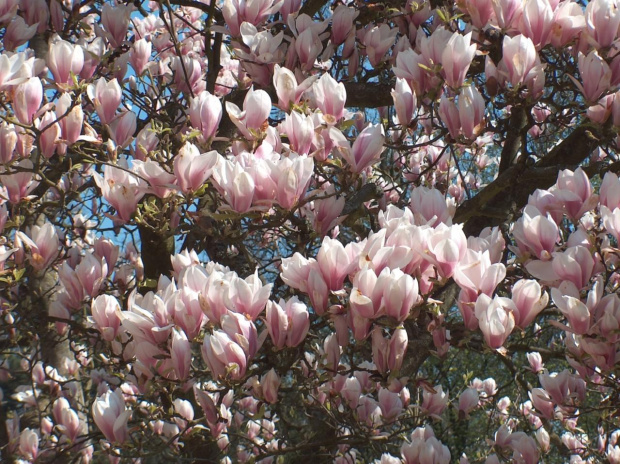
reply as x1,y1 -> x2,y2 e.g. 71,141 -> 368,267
460,0 -> 495,29
392,78 -> 417,127
279,111 -> 314,156
55,93 -> 83,151
280,252 -> 315,293
493,0 -> 523,29
458,85 -> 486,140
170,286 -> 207,341
317,236 -> 352,291
19,428 -> 39,461
133,126 -> 158,161
525,245 -> 596,289
0,122 -> 17,164
501,35 -> 539,89
92,161 -> 147,222
511,279 -> 548,329
58,261 -> 84,309
551,246 -> 596,290
419,27 -> 453,66
350,267 -> 382,319
575,51 -> 612,103
602,205 -> 620,241
550,0 -> 585,48
600,171 -> 620,210
410,187 -> 452,227
527,352 -> 544,373
129,38 -> 151,75
53,398 -> 83,442
421,385 -> 449,417
92,389 -> 131,443
458,387 -> 480,416
265,296 -> 310,349
393,48 -> 434,96
94,237 -> 119,275
17,222 -> 59,271
551,167 -> 597,220
323,332 -> 341,371
272,65 -> 317,110
132,159 -> 176,199
173,142 -> 218,193
222,0 -> 282,36
171,327 -> 192,380
275,154 -> 314,209
226,87 -> 271,140
519,0 -> 553,48
261,369 -> 281,404
101,2 -> 132,48
512,205 -> 558,260
211,158 -> 255,213
372,327 -> 408,375
108,110 -> 136,148
342,377 -> 362,409
313,73 -> 346,124
3,16 -> 37,51
295,26 -> 323,71
122,294 -> 171,346
76,252 -> 108,297
510,434 -> 540,464
585,0 -> 620,48
363,24 -> 397,67
171,55 -> 203,94
0,0 -> 18,24
377,267 -> 420,321
551,284 -> 591,334
378,388 -> 403,422
587,94 -> 614,124
331,5 -> 358,45
0,159 -> 39,203
91,294 -> 122,342
79,37 -> 106,80
347,300 -> 373,340
227,269 -> 273,320
422,223 -> 468,279
13,76 -> 42,125
199,270 -> 232,324
202,329 -> 249,380
401,426 -> 451,464
189,91 -> 222,143
47,37 -> 84,86
454,250 -> 506,302
441,31 -> 476,88
539,369 -> 577,405
37,110 -> 61,159
439,93 -> 461,139
309,188 -> 345,237
87,77 -> 122,125
280,0 -> 302,21
474,294 -> 516,349
529,387 -> 554,419
338,123 -> 385,174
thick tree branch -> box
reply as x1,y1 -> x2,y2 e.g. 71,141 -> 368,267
343,82 -> 393,108
454,123 -> 608,236
497,105 -> 529,174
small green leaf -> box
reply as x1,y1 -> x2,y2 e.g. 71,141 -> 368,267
13,268 -> 25,282
140,278 -> 158,289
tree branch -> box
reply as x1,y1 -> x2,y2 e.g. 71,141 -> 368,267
454,122 -> 608,236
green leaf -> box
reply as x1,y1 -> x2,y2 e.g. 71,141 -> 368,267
13,268 -> 25,282
140,278 -> 158,289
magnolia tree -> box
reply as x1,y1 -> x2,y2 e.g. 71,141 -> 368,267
2,0 -> 620,462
